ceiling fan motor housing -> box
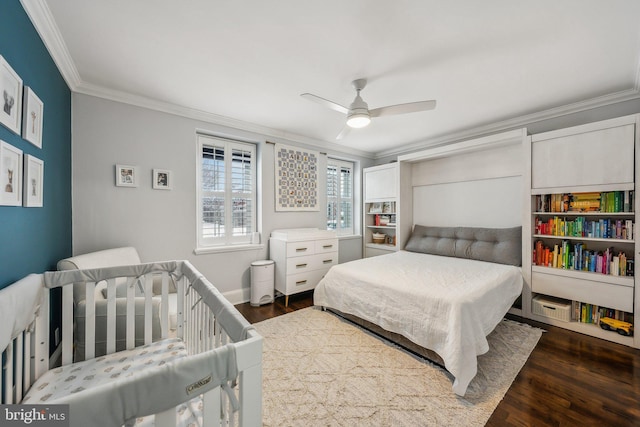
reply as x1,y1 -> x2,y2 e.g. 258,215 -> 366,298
346,94 -> 371,128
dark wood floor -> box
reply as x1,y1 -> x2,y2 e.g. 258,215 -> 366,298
236,291 -> 640,426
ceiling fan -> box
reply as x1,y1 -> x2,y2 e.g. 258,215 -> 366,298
301,79 -> 436,139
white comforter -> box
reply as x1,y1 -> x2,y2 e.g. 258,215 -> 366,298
313,250 -> 523,396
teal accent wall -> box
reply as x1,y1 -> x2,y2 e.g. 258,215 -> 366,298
0,2 -> 72,289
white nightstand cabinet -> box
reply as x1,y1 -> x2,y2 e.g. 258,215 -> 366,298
270,228 -> 338,306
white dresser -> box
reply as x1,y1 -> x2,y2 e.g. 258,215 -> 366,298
270,228 -> 338,306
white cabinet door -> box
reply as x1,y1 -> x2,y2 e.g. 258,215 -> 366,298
364,164 -> 397,201
532,124 -> 634,190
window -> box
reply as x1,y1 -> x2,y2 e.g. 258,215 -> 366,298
326,158 -> 354,236
197,134 -> 256,248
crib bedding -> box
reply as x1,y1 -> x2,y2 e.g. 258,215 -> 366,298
313,250 -> 523,396
23,338 -> 188,403
23,337 -> 208,426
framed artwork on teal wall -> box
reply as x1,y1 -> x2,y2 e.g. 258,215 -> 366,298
0,140 -> 22,206
0,55 -> 23,135
23,154 -> 43,207
22,86 -> 43,148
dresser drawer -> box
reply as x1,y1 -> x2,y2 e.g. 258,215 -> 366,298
286,241 -> 315,258
284,269 -> 329,294
315,239 -> 338,254
531,270 -> 633,312
285,253 -> 338,273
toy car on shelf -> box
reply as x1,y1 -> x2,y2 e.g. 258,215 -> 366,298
599,317 -> 634,336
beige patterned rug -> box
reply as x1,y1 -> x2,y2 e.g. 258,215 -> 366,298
255,307 -> 542,427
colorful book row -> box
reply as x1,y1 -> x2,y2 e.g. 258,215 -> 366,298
573,301 -> 633,325
533,240 -> 633,276
534,217 -> 634,240
535,191 -> 634,213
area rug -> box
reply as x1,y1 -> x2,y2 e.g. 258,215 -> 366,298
254,307 -> 542,427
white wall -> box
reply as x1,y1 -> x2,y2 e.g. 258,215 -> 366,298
71,94 -> 373,302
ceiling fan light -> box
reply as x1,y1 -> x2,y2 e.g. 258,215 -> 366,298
346,112 -> 371,128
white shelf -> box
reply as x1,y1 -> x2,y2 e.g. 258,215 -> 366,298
528,312 -> 635,347
532,234 -> 634,244
367,225 -> 396,230
533,211 -> 634,216
365,242 -> 396,250
531,265 -> 634,287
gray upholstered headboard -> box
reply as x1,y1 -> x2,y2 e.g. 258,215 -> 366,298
404,225 -> 522,266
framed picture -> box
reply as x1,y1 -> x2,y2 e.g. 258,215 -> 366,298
0,55 -> 23,135
23,154 -> 43,207
369,202 -> 382,213
115,164 -> 138,187
153,168 -> 172,190
0,140 -> 23,206
22,87 -> 44,148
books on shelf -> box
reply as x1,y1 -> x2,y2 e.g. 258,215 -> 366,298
533,240 -> 634,276
535,191 -> 634,213
534,216 -> 634,240
572,300 -> 634,326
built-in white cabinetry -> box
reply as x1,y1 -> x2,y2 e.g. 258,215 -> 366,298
363,164 -> 399,257
270,228 -> 338,306
362,163 -> 413,258
527,115 -> 639,349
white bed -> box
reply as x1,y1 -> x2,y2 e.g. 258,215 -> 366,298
314,225 -> 523,396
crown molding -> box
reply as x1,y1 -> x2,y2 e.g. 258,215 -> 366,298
75,81 -> 374,159
20,0 -> 81,89
374,88 -> 640,160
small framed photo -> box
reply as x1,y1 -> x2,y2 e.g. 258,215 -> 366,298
153,168 -> 172,190
23,154 -> 44,207
22,87 -> 44,148
115,164 -> 138,187
0,55 -> 23,135
369,202 -> 382,213
0,140 -> 23,206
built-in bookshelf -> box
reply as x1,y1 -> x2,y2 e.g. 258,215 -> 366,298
363,164 -> 399,257
526,115 -> 639,349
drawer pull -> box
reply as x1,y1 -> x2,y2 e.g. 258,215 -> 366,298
323,244 -> 333,249
295,247 -> 308,252
323,259 -> 333,264
295,280 -> 307,286
296,263 -> 308,268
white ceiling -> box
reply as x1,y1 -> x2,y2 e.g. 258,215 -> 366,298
25,0 -> 640,157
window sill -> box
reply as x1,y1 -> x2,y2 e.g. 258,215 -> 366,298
194,244 -> 265,255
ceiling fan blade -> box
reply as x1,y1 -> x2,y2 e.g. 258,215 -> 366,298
336,126 -> 351,140
301,93 -> 349,115
369,100 -> 437,118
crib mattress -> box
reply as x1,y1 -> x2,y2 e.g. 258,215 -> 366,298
314,250 -> 523,396
24,338 -> 201,425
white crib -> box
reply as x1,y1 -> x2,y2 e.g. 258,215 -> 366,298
0,261 -> 263,427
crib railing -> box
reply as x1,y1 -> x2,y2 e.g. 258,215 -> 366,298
1,262 -> 263,427
0,274 -> 49,405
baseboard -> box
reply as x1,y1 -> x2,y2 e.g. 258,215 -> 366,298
223,287 -> 251,305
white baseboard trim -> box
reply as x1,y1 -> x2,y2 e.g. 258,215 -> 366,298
223,288 -> 251,305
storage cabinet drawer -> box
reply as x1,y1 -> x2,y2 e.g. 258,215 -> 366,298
286,241 -> 315,257
531,271 -> 633,312
315,239 -> 338,254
